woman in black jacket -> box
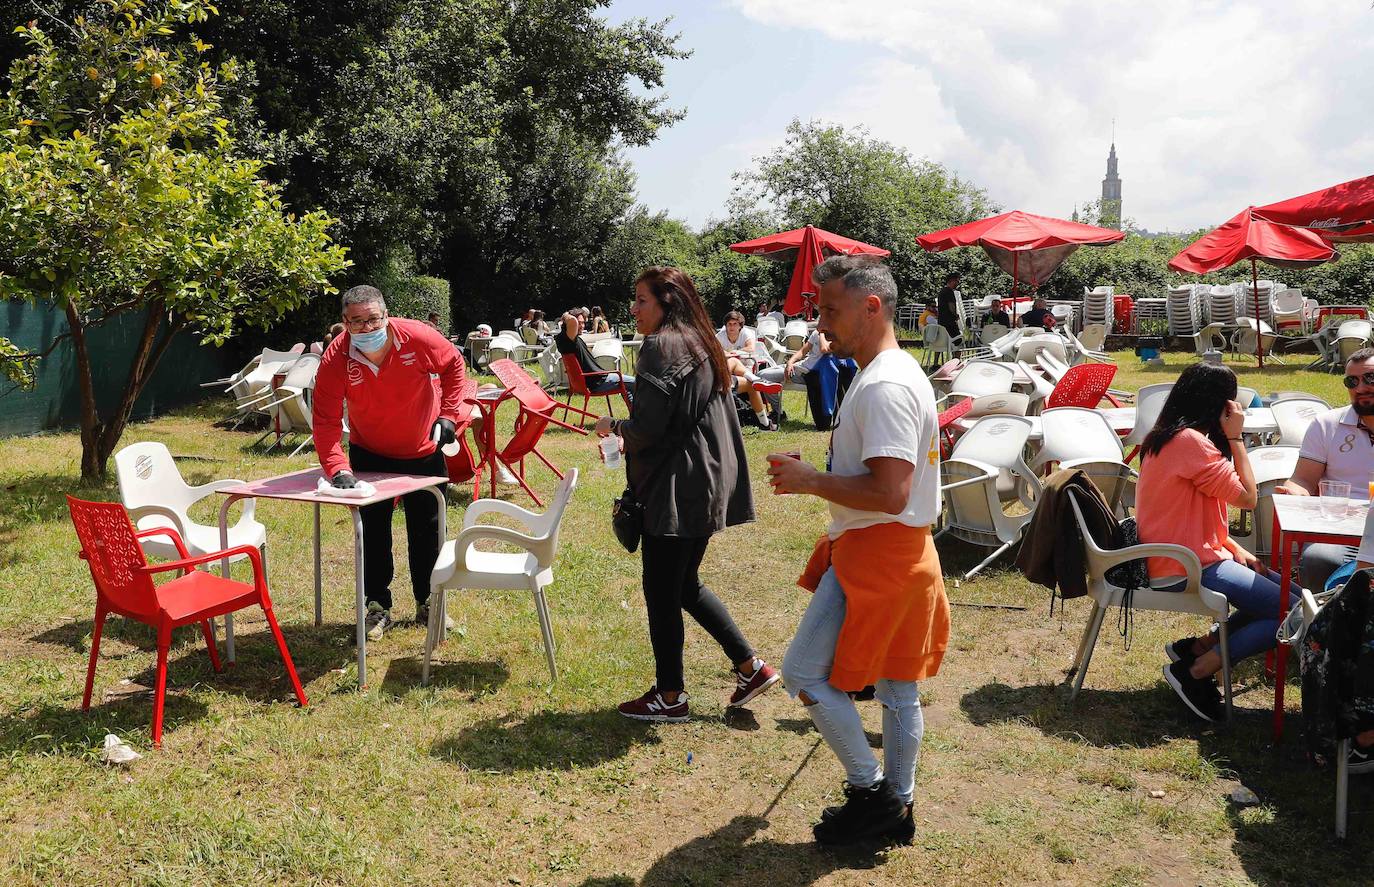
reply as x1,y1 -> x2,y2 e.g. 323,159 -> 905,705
596,267 -> 779,721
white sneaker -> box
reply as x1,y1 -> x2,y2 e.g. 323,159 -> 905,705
496,464 -> 519,486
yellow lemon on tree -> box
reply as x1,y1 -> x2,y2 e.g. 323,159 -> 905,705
150,72 -> 163,89
86,67 -> 99,80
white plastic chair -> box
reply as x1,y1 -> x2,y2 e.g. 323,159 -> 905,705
1065,491 -> 1233,719
945,360 -> 1014,402
1229,446 -> 1301,559
965,392 -> 1030,418
1078,323 -> 1107,353
423,469 -> 579,684
1235,386 -> 1260,409
979,322 -> 1009,345
1270,397 -> 1328,446
488,333 -> 526,364
255,353 -> 320,451
591,338 -> 624,372
1015,334 -> 1068,365
1232,319 -> 1282,364
756,317 -> 781,341
228,348 -> 302,426
783,320 -> 809,352
1034,408 -> 1134,512
113,441 -> 266,567
1123,383 -> 1175,459
936,415 -> 1040,578
1192,322 -> 1228,357
921,323 -> 955,368
1336,319 -> 1373,363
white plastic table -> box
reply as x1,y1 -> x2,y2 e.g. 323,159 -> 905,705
216,468 -> 449,689
955,407 -> 1278,441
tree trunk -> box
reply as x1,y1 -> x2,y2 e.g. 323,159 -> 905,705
64,300 -> 104,482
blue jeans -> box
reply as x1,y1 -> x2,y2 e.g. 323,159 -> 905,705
589,373 -> 634,400
781,568 -> 923,804
1199,559 -> 1299,662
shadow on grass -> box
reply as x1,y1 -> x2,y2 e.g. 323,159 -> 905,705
379,656 -> 508,699
574,815 -> 887,887
431,709 -> 659,772
0,471 -> 113,568
775,716 -> 882,748
0,693 -> 210,758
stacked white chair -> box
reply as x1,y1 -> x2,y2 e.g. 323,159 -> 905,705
1132,297 -> 1168,335
1239,281 -> 1276,328
1230,446 -> 1301,560
756,316 -> 782,341
1082,285 -> 1114,331
1015,333 -> 1068,365
782,319 -> 809,352
936,415 -> 1040,578
256,352 -> 321,453
942,360 -> 1015,403
1166,285 -> 1204,336
1271,288 -> 1311,334
1335,319 -> 1373,363
965,392 -> 1031,418
228,348 -> 303,428
1048,302 -> 1077,331
1208,285 -> 1239,325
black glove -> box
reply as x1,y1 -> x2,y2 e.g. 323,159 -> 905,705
331,471 -> 357,489
431,417 -> 457,446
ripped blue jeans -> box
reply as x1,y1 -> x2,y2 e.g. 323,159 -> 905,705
781,567 -> 923,804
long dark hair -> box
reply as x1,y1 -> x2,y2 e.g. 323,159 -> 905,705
1140,363 -> 1238,461
635,266 -> 730,395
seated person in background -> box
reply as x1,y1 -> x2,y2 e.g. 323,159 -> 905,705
1136,363 -> 1297,723
759,329 -> 855,431
323,322 -> 346,349
1020,295 -> 1055,331
527,309 -> 552,341
917,302 -> 938,330
1277,348 -> 1374,590
554,309 -> 634,398
716,311 -> 757,360
984,299 -> 1011,328
425,311 -> 443,332
589,306 -> 611,334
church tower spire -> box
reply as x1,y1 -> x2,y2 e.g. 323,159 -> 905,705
1100,134 -> 1122,230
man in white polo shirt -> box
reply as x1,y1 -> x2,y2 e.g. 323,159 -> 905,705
1278,347 -> 1374,589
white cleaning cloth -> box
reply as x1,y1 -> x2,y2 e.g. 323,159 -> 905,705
315,478 -> 377,498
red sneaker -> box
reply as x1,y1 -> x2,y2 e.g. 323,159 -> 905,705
729,658 -> 781,707
618,687 -> 689,722
751,380 -> 783,396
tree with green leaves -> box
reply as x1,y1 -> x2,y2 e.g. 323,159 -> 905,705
0,0 -> 349,479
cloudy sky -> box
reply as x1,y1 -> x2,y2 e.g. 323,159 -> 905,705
607,0 -> 1374,233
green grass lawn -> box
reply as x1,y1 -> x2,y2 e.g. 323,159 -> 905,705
0,350 -> 1368,885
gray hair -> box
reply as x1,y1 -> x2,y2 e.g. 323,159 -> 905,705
811,255 -> 897,316
1346,347 -> 1374,366
341,284 -> 386,312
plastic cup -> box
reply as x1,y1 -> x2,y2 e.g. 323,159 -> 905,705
768,450 -> 802,495
1367,470 -> 1374,502
600,435 -> 622,468
1320,479 -> 1350,520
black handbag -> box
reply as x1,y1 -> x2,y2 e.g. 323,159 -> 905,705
610,390 -> 714,554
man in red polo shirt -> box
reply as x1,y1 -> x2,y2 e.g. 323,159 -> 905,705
313,285 -> 466,639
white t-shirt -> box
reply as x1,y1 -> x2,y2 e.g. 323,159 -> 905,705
798,331 -> 825,372
1298,406 -> 1374,490
825,347 -> 941,538
716,327 -> 754,354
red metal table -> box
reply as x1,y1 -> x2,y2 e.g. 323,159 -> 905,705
1270,495 -> 1368,739
215,468 -> 449,689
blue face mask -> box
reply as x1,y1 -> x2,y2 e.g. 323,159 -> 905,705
351,321 -> 388,353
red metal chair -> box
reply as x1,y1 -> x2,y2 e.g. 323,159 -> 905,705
1045,363 -> 1119,410
484,359 -> 589,505
936,397 -> 974,458
67,496 -> 307,747
560,353 -> 631,428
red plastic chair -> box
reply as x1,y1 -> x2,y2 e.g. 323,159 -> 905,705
1045,363 -> 1118,410
484,359 -> 589,504
560,353 -> 630,428
67,496 -> 307,747
936,397 -> 974,458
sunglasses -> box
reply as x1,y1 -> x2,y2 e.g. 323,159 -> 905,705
1343,372 -> 1374,389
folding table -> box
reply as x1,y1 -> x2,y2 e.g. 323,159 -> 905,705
216,468 -> 449,689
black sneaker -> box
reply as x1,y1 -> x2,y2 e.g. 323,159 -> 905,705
1350,741 -> 1374,775
415,601 -> 455,631
364,602 -> 393,642
812,779 -> 909,846
1165,637 -> 1200,664
1163,659 -> 1221,722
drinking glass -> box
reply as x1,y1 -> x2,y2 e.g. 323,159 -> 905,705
1320,479 -> 1351,520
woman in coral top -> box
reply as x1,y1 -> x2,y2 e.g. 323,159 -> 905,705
1136,363 -> 1293,722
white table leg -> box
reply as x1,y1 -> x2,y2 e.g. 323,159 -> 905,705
353,507 -> 367,688
429,485 -> 448,642
218,495 -> 239,664
313,502 -> 322,627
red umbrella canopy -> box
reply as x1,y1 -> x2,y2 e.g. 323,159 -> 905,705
916,210 -> 1125,290
729,225 -> 890,316
1253,174 -> 1374,234
1167,207 -> 1336,275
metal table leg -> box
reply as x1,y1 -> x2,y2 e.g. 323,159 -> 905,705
314,502 -> 323,627
353,507 -> 367,688
218,495 -> 241,664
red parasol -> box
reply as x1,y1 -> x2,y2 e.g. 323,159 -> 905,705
1253,173 -> 1374,236
729,225 -> 890,317
916,211 -> 1125,298
1168,207 -> 1337,367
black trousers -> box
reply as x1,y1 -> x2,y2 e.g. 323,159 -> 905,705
350,443 -> 448,611
640,533 -> 754,692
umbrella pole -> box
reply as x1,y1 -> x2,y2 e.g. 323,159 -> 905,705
1012,251 -> 1019,326
1252,257 -> 1264,368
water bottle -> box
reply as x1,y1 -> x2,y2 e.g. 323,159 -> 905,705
600,435 -> 622,468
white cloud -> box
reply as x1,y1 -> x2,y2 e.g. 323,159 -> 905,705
730,0 -> 1374,231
